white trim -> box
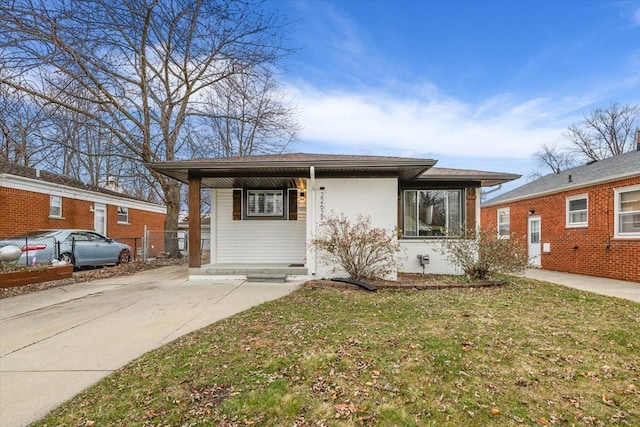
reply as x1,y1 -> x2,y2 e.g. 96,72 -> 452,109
307,167 -> 316,276
528,216 -> 542,267
497,207 -> 510,238
614,184 -> 640,239
94,203 -> 107,235
0,173 -> 166,214
566,194 -> 588,228
246,189 -> 284,217
49,195 -> 62,218
117,206 -> 130,224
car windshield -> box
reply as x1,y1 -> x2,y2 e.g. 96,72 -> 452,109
11,230 -> 60,238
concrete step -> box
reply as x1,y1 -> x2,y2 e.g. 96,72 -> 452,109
246,274 -> 288,283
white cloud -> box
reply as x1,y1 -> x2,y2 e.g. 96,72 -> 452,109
632,8 -> 640,25
286,82 -> 579,159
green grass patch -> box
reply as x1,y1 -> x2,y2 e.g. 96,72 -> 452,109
37,277 -> 640,426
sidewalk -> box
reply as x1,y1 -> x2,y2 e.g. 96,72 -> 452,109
0,265 -> 300,427
524,269 -> 640,303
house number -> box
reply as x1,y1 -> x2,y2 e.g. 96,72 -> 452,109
319,187 -> 326,221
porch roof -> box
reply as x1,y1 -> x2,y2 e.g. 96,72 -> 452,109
419,167 -> 521,187
150,153 -> 438,188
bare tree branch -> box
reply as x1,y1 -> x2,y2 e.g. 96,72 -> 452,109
565,102 -> 640,161
0,0 -> 294,255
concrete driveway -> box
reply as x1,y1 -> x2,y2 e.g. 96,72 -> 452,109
524,269 -> 640,303
0,265 -> 299,427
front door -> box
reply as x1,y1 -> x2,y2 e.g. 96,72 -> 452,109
528,216 -> 541,267
94,203 -> 106,235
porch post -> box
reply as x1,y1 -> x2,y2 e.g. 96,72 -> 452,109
188,175 -> 201,268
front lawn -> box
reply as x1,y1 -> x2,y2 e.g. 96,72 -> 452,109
38,277 -> 639,426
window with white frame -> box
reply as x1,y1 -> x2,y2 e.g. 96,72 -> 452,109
615,185 -> 640,238
566,195 -> 588,227
117,206 -> 129,224
247,190 -> 284,216
49,195 -> 62,218
403,189 -> 463,237
497,208 -> 510,238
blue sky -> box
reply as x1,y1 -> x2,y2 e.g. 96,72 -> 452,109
266,0 -> 640,194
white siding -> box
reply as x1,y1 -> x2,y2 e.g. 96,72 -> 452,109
307,177 -> 398,279
212,189 -> 306,264
399,240 -> 462,275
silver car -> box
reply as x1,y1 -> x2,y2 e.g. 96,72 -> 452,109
0,229 -> 131,268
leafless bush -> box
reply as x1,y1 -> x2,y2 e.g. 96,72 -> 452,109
438,227 -> 529,280
311,214 -> 402,281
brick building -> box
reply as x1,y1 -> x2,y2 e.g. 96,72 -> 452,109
481,150 -> 640,283
0,163 -> 166,257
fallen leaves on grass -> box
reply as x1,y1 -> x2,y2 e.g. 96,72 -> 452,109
36,279 -> 640,427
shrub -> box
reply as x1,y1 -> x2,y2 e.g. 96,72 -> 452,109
438,227 -> 529,280
311,213 -> 402,281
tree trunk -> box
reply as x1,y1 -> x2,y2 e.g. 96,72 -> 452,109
163,180 -> 182,258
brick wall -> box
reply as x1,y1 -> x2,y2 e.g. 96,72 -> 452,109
0,187 -> 166,249
106,204 -> 165,256
481,176 -> 640,283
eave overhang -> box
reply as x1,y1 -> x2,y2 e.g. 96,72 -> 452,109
417,167 -> 521,187
149,155 -> 438,188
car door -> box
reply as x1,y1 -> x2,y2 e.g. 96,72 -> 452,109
66,232 -> 95,266
88,232 -> 119,265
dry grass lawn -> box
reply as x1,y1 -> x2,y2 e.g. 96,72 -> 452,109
37,276 -> 639,426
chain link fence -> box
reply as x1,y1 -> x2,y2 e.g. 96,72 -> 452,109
0,232 -> 136,267
1,229 -> 210,266
141,230 -> 210,263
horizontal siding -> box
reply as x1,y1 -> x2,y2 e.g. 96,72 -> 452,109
214,189 -> 306,264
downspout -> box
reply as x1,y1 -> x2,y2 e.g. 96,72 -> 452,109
480,183 -> 502,200
308,166 -> 316,275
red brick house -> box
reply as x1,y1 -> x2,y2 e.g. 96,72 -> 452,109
0,163 -> 166,255
481,150 -> 640,283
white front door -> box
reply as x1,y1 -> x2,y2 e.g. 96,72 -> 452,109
528,216 -> 541,267
94,203 -> 107,235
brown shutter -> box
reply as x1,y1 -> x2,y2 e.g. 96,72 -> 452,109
288,189 -> 298,220
232,189 -> 242,220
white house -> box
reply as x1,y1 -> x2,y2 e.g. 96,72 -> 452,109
150,153 -> 519,280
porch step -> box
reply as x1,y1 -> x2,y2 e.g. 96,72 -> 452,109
246,274 -> 288,283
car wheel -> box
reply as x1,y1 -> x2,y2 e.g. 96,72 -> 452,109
59,252 -> 76,268
117,249 -> 131,265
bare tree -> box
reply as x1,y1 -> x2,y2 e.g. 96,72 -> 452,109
0,87 -> 50,167
0,0 -> 292,256
565,102 -> 640,162
533,102 -> 639,176
532,143 -> 576,176
199,69 -> 300,158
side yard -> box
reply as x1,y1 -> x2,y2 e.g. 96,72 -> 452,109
37,278 -> 639,426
